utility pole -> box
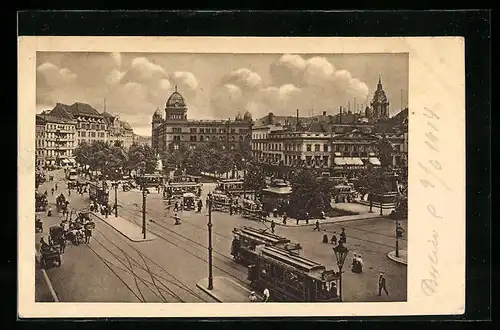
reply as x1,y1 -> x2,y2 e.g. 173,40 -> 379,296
142,183 -> 147,239
396,217 -> 400,258
207,193 -> 214,290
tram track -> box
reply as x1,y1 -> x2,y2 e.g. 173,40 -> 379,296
88,222 -> 209,302
116,205 -> 252,288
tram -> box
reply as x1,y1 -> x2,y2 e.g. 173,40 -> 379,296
239,199 -> 264,220
136,174 -> 165,188
164,181 -> 202,200
215,178 -> 245,195
230,226 -> 302,265
247,245 -> 342,302
210,192 -> 232,212
89,181 -> 109,205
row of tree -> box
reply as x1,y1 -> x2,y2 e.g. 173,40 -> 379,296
73,141 -> 157,180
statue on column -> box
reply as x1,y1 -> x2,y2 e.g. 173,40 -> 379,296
155,153 -> 163,174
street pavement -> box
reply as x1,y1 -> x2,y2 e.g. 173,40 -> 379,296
35,172 -> 407,303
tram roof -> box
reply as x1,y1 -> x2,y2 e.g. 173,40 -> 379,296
218,178 -> 244,183
234,226 -> 290,245
259,246 -> 326,277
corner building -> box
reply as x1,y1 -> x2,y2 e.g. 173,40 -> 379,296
151,88 -> 252,155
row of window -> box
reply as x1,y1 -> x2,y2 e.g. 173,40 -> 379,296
172,127 -> 249,134
172,143 -> 236,151
78,131 -> 106,138
252,142 -> 379,153
46,124 -> 75,131
78,122 -> 106,131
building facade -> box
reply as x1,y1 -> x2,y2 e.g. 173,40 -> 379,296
151,87 -> 253,155
35,114 -> 77,166
49,102 -> 109,146
102,112 -> 136,149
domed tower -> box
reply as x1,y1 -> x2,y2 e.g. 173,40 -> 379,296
235,112 -> 243,121
165,86 -> 188,121
243,110 -> 252,122
370,77 -> 390,120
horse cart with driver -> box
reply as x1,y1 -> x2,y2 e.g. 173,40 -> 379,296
39,236 -> 62,269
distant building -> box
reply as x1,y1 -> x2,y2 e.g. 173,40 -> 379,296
101,111 -> 136,150
151,86 -> 252,155
134,135 -> 152,147
49,102 -> 109,145
35,113 -> 77,166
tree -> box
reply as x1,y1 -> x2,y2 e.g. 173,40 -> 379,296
127,143 -> 157,175
244,162 -> 266,192
354,165 -> 390,197
289,168 -> 334,219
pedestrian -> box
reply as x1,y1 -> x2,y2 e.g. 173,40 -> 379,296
378,273 -> 389,296
47,205 -> 52,217
322,231 -> 329,243
282,212 -> 287,225
229,203 -> 233,215
174,201 -> 179,212
84,224 -> 92,244
320,210 -> 326,219
174,213 -> 181,225
305,212 -> 309,224
340,228 -> 347,244
55,183 -> 58,191
248,291 -> 258,302
270,220 -> 275,234
313,219 -> 320,231
263,288 -> 270,302
330,231 -> 337,245
68,189 -> 71,196
51,188 -> 54,196
296,217 -> 299,225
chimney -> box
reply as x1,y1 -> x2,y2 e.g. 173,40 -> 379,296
322,110 -> 327,116
339,106 -> 343,124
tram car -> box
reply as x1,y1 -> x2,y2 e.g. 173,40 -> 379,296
239,199 -> 263,220
231,226 -> 302,265
215,178 -> 245,195
89,181 -> 109,205
246,245 -> 342,302
210,192 -> 232,212
164,181 -> 202,200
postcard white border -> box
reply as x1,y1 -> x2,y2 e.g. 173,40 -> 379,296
18,36 -> 465,318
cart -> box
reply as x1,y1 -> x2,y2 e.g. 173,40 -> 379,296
35,218 -> 43,233
39,245 -> 62,268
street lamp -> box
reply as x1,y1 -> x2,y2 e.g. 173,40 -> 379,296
113,182 -> 118,217
242,158 -> 246,199
333,242 -> 349,301
142,181 -> 147,239
207,192 -> 214,290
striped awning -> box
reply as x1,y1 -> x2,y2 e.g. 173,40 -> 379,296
334,157 -> 364,166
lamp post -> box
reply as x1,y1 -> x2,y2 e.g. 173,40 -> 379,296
395,217 -> 400,258
333,242 -> 349,301
113,182 -> 118,217
207,192 -> 214,290
142,182 -> 147,239
242,158 -> 246,199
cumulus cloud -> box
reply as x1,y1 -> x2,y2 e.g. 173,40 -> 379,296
37,62 -> 77,87
172,71 -> 199,91
120,57 -> 169,86
111,52 -> 122,68
210,54 -> 370,120
222,68 -> 262,91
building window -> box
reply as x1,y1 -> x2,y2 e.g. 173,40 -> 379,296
240,136 -> 244,141
323,144 -> 329,152
231,144 -> 235,150
230,136 -> 235,141
190,136 -> 196,142
211,128 -> 216,133
306,144 -> 311,152
190,128 -> 197,133
344,146 -> 349,152
199,128 -> 204,133
315,144 -> 320,152
173,144 -> 179,150
81,131 -> 86,138
173,127 -> 181,133
231,129 -> 236,134
200,136 -> 204,142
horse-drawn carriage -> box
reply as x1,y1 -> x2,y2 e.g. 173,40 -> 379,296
182,193 -> 196,211
39,234 -> 62,269
35,192 -> 48,212
55,193 -> 67,212
35,216 -> 43,233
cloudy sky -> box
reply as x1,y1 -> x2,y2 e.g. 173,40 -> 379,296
36,52 -> 408,136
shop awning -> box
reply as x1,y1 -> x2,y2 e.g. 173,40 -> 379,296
368,157 -> 381,166
334,157 -> 364,166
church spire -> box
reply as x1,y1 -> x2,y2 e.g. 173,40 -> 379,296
175,85 -> 178,92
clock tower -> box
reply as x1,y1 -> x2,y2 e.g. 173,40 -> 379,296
165,85 -> 188,121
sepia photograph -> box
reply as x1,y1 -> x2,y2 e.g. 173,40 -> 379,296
19,36 -> 465,318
